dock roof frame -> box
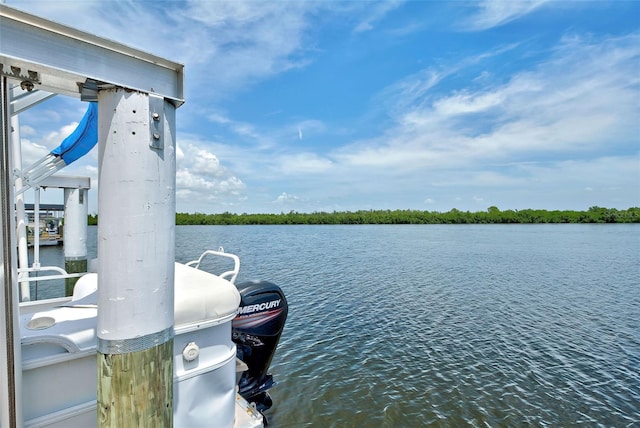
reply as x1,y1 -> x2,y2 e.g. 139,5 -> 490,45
0,4 -> 184,105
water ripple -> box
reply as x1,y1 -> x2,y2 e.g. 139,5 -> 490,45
171,225 -> 640,427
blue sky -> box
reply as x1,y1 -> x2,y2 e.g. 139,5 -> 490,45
8,0 -> 640,214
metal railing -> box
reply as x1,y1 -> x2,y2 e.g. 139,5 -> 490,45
185,247 -> 240,284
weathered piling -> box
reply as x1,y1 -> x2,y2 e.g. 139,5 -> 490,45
96,88 -> 176,427
64,187 -> 89,296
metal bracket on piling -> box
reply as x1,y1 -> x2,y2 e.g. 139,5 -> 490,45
149,94 -> 164,150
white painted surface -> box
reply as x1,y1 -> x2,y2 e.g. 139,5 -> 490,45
12,114 -> 31,302
97,88 -> 176,341
18,262 -> 259,427
63,188 -> 88,260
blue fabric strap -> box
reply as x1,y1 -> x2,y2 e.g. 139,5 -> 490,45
50,102 -> 98,165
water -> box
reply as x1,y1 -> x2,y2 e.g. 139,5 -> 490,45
30,224 -> 640,427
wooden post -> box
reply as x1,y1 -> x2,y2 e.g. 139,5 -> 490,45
96,88 -> 176,427
97,341 -> 173,426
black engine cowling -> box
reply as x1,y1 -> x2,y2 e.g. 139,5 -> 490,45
232,280 -> 288,412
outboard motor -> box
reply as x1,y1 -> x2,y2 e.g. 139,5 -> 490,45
233,280 -> 288,412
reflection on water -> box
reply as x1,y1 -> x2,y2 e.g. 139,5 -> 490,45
33,225 -> 640,426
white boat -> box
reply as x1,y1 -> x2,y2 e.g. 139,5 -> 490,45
1,4 -> 286,427
17,250 -> 288,427
27,219 -> 63,247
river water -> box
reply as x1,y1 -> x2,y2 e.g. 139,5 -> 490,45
30,224 -> 640,427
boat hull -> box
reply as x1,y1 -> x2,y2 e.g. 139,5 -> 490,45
19,264 -> 264,427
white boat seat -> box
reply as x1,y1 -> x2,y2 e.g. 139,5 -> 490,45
21,306 -> 98,356
69,263 -> 241,326
71,272 -> 98,301
22,263 -> 240,360
173,262 -> 240,328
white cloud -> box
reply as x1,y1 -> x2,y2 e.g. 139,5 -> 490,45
175,141 -> 246,210
191,150 -> 222,176
461,0 -> 550,31
336,32 -> 640,172
17,138 -> 49,168
432,91 -> 504,116
377,68 -> 444,115
208,112 -> 232,125
353,0 -> 403,33
205,113 -> 274,150
276,153 -> 334,175
18,125 -> 37,137
176,1 -> 317,97
275,192 -> 301,203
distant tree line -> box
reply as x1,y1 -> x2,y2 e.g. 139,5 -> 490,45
87,207 -> 639,226
167,206 -> 638,225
